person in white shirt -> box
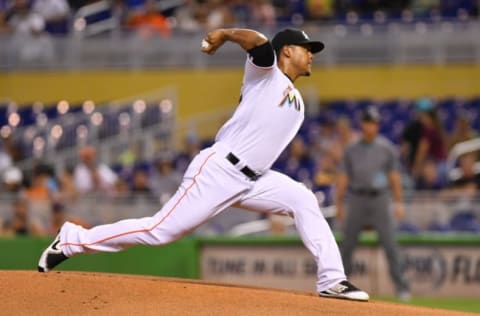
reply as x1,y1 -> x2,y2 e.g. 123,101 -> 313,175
32,0 -> 70,34
8,0 -> 54,62
73,146 -> 118,195
38,28 -> 369,301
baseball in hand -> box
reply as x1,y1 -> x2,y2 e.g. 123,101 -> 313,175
201,39 -> 210,49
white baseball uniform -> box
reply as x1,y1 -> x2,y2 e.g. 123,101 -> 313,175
58,48 -> 346,292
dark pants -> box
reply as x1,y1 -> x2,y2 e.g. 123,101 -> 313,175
341,192 -> 409,293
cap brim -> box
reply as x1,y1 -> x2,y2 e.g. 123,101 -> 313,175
300,41 -> 325,54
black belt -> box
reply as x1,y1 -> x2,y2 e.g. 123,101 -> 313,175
349,188 -> 386,196
226,152 -> 260,181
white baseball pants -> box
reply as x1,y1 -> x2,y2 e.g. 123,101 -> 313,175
59,142 -> 346,292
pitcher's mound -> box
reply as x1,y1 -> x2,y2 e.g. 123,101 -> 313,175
0,271 -> 474,315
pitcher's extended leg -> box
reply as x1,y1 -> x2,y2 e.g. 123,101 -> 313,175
59,149 -> 250,257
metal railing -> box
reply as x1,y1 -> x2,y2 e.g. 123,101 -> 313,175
1,191 -> 478,236
8,87 -> 178,174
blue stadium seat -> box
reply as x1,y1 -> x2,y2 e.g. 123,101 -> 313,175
427,222 -> 452,233
450,211 -> 480,233
397,221 -> 420,234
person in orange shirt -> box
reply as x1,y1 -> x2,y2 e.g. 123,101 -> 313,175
24,164 -> 57,236
127,0 -> 171,38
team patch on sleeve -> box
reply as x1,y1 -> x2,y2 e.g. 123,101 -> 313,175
278,86 -> 302,111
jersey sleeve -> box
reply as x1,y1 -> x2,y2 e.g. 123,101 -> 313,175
243,41 -> 276,83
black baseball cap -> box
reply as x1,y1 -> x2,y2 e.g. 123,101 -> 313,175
272,28 -> 325,54
361,107 -> 381,123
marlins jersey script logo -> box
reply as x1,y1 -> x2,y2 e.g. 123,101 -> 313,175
278,86 -> 302,111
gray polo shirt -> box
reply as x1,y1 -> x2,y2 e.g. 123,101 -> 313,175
339,136 -> 399,192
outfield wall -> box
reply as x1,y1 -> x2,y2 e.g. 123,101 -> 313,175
2,234 -> 479,297
0,237 -> 199,278
200,236 -> 480,297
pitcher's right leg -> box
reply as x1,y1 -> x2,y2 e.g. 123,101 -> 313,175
235,170 -> 369,301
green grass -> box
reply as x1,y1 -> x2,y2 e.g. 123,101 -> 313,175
375,297 -> 480,314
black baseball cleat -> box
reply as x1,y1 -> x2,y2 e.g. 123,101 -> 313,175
37,233 -> 69,272
319,280 -> 369,301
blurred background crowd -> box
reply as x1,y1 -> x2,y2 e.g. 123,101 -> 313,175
1,96 -> 479,237
0,0 -> 479,37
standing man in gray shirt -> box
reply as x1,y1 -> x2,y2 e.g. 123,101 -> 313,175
335,106 -> 410,300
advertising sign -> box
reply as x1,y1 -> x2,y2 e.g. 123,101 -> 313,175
200,244 -> 480,297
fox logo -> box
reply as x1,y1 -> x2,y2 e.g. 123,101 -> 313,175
279,86 -> 302,111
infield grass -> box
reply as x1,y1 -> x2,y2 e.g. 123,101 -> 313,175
375,297 -> 480,314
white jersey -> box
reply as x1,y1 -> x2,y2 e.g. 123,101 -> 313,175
215,54 -> 305,173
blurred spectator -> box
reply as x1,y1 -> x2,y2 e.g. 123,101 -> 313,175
312,152 -> 337,206
32,0 -> 70,34
415,159 -> 446,190
3,198 -> 29,235
413,102 -> 447,177
402,99 -> 447,178
24,163 -> 56,201
50,202 -> 89,235
1,136 -> 23,162
131,167 -> 154,195
116,144 -> 139,179
175,133 -> 201,173
447,111 -> 478,151
274,0 -> 307,25
113,177 -> 131,198
126,0 -> 171,38
2,166 -> 23,193
73,146 -> 118,195
7,0 -> 54,63
450,153 -> 480,191
313,118 -> 337,162
228,0 -> 250,26
251,0 -> 276,28
172,0 -> 202,32
49,202 -> 66,234
306,0 -> 335,21
24,163 -> 56,236
205,0 -> 235,29
0,142 -> 13,177
0,14 -> 7,32
58,165 -> 79,202
330,115 -> 359,165
440,0 -> 478,18
410,0 -> 441,18
401,99 -> 429,173
1,0 -> 479,39
112,0 -> 129,27
149,153 -> 182,205
278,136 -> 315,184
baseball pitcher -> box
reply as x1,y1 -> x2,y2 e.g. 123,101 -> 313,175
38,28 -> 369,301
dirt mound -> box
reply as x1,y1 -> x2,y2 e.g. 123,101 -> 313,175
0,271 -> 474,315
